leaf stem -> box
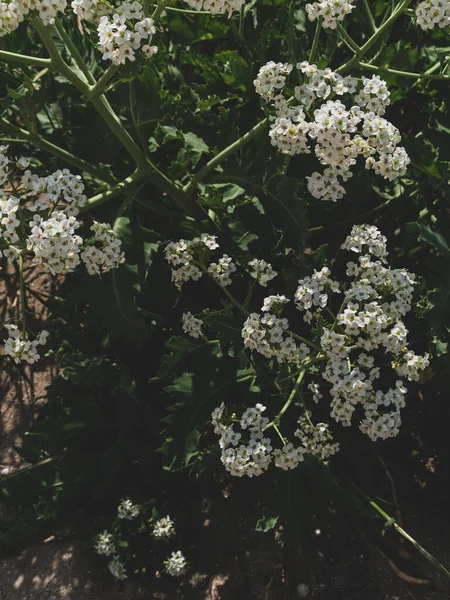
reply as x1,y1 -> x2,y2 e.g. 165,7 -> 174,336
369,500 -> 450,580
54,18 -> 96,84
337,0 -> 412,74
18,253 -> 27,335
81,168 -> 147,211
33,19 -> 91,94
0,49 -> 51,68
183,118 -> 268,196
265,365 -> 307,430
0,116 -> 117,184
336,22 -> 360,53
361,0 -> 377,34
89,65 -> 119,98
359,61 -> 450,80
309,20 -> 322,63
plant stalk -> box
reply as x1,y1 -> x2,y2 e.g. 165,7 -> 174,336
0,49 -> 51,68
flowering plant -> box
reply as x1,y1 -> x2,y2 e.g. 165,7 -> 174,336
0,0 -> 449,581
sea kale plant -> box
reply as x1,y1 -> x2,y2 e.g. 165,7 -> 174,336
0,0 -> 449,563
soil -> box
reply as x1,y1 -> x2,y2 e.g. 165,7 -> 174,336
1,263 -> 449,600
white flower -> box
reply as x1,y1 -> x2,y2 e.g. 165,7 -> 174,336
305,0 -> 357,29
81,221 -> 125,275
248,258 -> 277,286
152,516 -> 175,540
181,312 -> 204,338
164,551 -> 187,576
117,498 -> 140,520
415,0 -> 450,30
95,530 -> 115,556
3,325 -> 49,364
108,556 -> 127,580
208,254 -> 236,287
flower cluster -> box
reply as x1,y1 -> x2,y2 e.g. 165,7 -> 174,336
95,502 -> 185,581
182,0 -> 244,16
3,326 -> 49,364
164,550 -> 188,577
152,516 -> 176,540
23,168 -> 87,215
305,0 -> 357,29
117,498 -> 140,520
242,312 -> 310,364
0,192 -> 20,254
415,0 -> 450,30
165,234 -> 225,289
248,258 -> 277,286
212,400 -> 340,478
81,222 -> 125,275
295,266 -> 340,322
108,556 -> 127,580
26,212 -> 83,275
181,312 -> 204,338
294,416 -> 340,459
95,531 -> 115,556
202,226 -> 430,478
97,10 -> 158,65
254,61 -> 410,201
0,0 -> 67,36
208,254 -> 236,287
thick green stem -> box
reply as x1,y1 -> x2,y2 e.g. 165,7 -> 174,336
361,0 -> 377,34
54,18 -> 96,84
309,20 -> 322,63
370,500 -> 450,580
265,365 -> 307,430
35,19 -> 196,212
337,0 -> 412,74
359,61 -> 450,80
18,253 -> 27,335
152,0 -> 171,20
336,22 -> 360,53
81,169 -> 147,211
183,118 -> 268,196
0,117 -> 117,184
89,65 -> 118,98
90,94 -> 148,168
34,19 -> 91,94
0,49 -> 51,68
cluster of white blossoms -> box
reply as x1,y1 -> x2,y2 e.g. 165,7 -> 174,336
165,233 -> 230,289
97,9 -> 158,65
0,0 -> 158,66
211,400 -> 340,478
0,0 -> 67,36
1,150 -> 125,363
3,325 -> 49,364
415,0 -> 450,29
294,416 -> 340,459
117,498 -> 141,520
152,516 -> 176,540
254,62 -> 410,201
23,167 -> 87,216
182,0 -> 244,16
248,258 -> 278,287
305,225 -> 428,441
96,505 -> 184,580
207,254 -> 237,287
181,311 -> 204,339
27,212 -> 83,275
305,0 -> 357,29
81,222 -> 125,275
164,550 -> 188,577
108,556 -> 127,580
242,312 -> 310,364
186,225 -> 431,478
95,530 -> 115,556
